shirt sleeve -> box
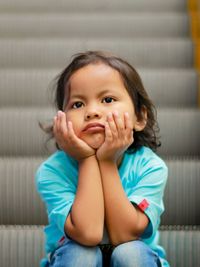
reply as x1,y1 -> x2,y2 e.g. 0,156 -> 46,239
35,164 -> 76,236
128,158 -> 168,240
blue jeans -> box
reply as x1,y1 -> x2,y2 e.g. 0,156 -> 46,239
48,239 -> 161,267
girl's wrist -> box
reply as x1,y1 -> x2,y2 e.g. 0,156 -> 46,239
97,158 -> 117,168
98,160 -> 118,177
97,153 -> 123,168
78,154 -> 97,164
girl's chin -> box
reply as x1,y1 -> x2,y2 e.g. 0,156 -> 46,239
84,134 -> 105,149
89,142 -> 103,149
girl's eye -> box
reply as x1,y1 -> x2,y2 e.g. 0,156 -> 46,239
72,101 -> 83,109
102,97 -> 115,103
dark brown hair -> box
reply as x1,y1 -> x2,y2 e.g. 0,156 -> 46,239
43,50 -> 160,152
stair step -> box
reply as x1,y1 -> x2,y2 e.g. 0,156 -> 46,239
0,69 -> 198,107
0,225 -> 199,267
0,107 -> 199,157
0,0 -> 188,13
0,13 -> 190,38
142,69 -> 198,107
0,225 -> 45,267
0,157 -> 46,225
163,158 -> 200,225
157,108 -> 200,156
0,156 -> 199,225
159,228 -> 200,267
0,38 -> 193,68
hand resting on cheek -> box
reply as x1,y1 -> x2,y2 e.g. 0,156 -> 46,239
96,111 -> 134,163
53,111 -> 95,162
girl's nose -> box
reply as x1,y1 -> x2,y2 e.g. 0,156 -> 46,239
85,109 -> 102,120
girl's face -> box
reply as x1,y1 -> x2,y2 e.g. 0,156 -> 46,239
64,63 -> 146,149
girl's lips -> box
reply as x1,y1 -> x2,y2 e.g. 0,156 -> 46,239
83,123 -> 105,132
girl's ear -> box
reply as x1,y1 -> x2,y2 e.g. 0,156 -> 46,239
134,106 -> 147,132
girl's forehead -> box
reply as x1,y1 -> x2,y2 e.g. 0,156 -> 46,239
68,63 -> 125,95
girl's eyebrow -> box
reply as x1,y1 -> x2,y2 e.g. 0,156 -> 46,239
70,89 -> 116,100
69,94 -> 86,100
98,89 -> 115,96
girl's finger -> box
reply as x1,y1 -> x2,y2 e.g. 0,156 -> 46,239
60,111 -> 68,136
67,121 -> 73,134
56,110 -> 63,132
124,112 -> 134,141
107,112 -> 118,137
53,116 -> 58,135
124,112 -> 132,130
53,115 -> 64,147
105,121 -> 113,142
67,121 -> 79,142
113,110 -> 124,134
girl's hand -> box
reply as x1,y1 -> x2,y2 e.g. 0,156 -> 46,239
53,111 -> 95,161
96,111 -> 134,163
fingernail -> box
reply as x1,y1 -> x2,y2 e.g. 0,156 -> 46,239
57,111 -> 62,117
125,112 -> 129,117
113,110 -> 119,116
108,112 -> 112,118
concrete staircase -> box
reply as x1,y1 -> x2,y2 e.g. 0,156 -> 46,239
0,0 -> 199,266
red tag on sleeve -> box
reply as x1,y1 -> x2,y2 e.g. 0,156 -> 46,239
138,199 -> 149,211
58,236 -> 65,245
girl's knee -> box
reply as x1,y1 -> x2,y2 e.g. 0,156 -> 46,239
110,240 -> 160,267
49,240 -> 102,267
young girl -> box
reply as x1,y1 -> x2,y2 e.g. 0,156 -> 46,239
35,51 -> 169,267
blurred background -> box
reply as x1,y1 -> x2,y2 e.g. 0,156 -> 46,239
0,0 -> 199,266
